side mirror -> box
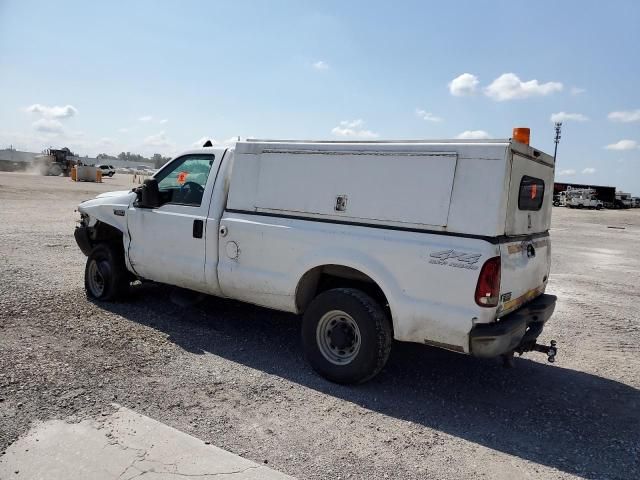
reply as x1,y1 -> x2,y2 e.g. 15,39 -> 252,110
136,178 -> 161,208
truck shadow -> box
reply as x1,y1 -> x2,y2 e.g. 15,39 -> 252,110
102,285 -> 640,480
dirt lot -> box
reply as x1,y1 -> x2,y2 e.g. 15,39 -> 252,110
1,171 -> 639,479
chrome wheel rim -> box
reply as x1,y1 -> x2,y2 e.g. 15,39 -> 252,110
316,310 -> 361,365
87,259 -> 106,297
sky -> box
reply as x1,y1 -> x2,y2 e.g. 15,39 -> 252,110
1,0 -> 639,193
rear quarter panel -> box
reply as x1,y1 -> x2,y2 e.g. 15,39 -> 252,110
218,213 -> 500,353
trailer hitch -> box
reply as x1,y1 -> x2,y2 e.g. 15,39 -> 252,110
532,340 -> 558,363
503,340 -> 558,367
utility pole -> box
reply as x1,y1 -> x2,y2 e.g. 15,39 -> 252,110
553,122 -> 562,161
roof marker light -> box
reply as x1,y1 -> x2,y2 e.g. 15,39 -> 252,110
513,127 -> 530,145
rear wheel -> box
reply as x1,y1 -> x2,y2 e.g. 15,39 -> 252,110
302,288 -> 392,384
84,243 -> 129,301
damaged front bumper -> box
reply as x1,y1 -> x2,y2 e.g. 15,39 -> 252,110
469,294 -> 557,358
74,226 -> 92,256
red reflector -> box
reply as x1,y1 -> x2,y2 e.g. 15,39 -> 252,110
475,256 -> 501,307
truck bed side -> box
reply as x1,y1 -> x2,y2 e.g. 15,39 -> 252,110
217,212 -> 500,353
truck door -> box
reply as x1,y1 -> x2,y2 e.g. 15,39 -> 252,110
126,151 -> 224,293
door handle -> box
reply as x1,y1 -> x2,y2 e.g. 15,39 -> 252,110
193,219 -> 204,239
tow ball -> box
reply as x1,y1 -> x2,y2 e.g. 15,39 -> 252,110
502,340 -> 558,367
533,340 -> 558,363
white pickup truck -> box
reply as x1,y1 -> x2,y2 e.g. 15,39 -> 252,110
75,135 -> 558,383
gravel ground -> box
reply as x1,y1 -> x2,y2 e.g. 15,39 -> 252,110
1,171 -> 639,479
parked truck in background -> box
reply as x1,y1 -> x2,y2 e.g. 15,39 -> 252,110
564,187 -> 603,210
615,191 -> 633,209
74,131 -> 558,384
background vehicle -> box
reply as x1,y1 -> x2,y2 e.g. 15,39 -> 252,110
553,191 -> 567,207
564,187 -> 603,209
96,164 -> 115,177
32,147 -> 77,176
75,133 -> 557,383
553,182 -> 616,209
615,191 -> 633,209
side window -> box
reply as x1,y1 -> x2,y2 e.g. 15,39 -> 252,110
155,154 -> 215,206
518,175 -> 545,211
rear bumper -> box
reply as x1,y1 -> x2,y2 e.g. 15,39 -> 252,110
469,294 -> 557,358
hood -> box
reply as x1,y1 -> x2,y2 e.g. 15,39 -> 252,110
96,189 -> 133,199
79,190 -> 136,210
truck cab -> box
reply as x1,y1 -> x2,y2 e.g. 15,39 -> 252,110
75,133 -> 558,384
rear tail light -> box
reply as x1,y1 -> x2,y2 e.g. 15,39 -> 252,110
475,256 -> 501,307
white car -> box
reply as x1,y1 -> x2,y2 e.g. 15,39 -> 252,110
75,132 -> 558,383
96,164 -> 116,177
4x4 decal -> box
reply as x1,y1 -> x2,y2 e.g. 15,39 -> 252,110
429,250 -> 481,270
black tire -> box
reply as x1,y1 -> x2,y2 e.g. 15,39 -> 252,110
84,243 -> 129,301
302,288 -> 392,384
49,164 -> 62,176
108,172 -> 114,177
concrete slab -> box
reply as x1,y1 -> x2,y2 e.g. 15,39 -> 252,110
0,406 -> 293,479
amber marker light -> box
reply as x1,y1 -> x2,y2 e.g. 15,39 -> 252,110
512,127 -> 531,145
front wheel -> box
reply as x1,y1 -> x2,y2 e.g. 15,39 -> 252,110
49,164 -> 62,176
85,243 -> 129,301
302,288 -> 392,384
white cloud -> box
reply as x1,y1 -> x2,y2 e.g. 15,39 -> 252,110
456,130 -> 491,140
608,109 -> 640,123
143,131 -> 175,152
26,103 -> 78,119
582,167 -> 596,174
118,128 -> 130,133
159,118 -> 169,124
415,109 -> 443,122
312,60 -> 329,71
570,87 -> 586,95
138,115 -> 153,122
557,169 -> 576,176
484,73 -> 563,101
448,73 -> 479,96
605,139 -> 638,151
331,119 -> 378,139
550,112 -> 589,123
32,118 -> 64,133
